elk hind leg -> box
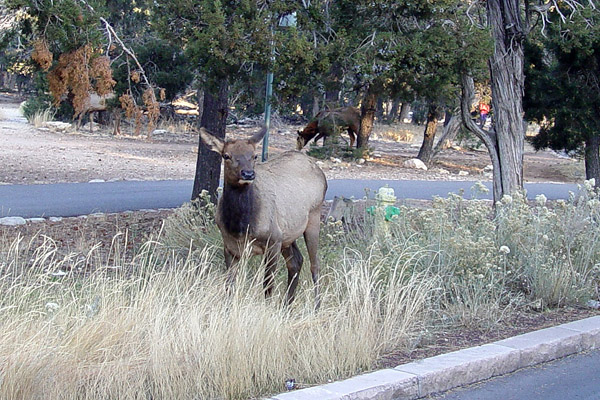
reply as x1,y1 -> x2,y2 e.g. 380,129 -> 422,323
347,128 -> 357,148
282,241 -> 304,305
304,208 -> 322,309
263,243 -> 281,298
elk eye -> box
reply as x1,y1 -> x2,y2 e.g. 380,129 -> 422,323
223,153 -> 231,160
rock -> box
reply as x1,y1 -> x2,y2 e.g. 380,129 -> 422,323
403,158 -> 428,171
315,161 -> 325,167
152,129 -> 168,135
483,164 -> 494,172
437,168 -> 450,175
43,121 -> 72,131
89,179 -> 106,183
49,217 -> 63,222
330,157 -> 342,164
587,300 -> 600,309
27,218 -> 46,223
458,171 -> 470,176
357,158 -> 366,165
0,216 -> 26,226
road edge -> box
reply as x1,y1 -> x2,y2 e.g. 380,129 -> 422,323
268,315 -> 600,400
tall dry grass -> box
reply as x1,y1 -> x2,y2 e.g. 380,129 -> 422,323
0,226 -> 434,399
1,183 -> 599,399
27,108 -> 55,128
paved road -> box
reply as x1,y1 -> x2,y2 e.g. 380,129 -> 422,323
0,179 -> 581,218
429,349 -> 600,400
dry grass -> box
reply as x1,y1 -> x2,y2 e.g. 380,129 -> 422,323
370,122 -> 422,143
0,228 -> 434,399
1,183 -> 599,399
28,108 -> 55,128
155,117 -> 196,134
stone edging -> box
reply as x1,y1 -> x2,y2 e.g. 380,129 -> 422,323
268,316 -> 600,400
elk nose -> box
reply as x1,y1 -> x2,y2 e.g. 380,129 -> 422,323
240,170 -> 255,181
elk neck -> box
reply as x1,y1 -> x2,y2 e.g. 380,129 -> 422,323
220,182 -> 257,236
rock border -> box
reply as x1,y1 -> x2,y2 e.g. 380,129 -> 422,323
269,316 -> 600,400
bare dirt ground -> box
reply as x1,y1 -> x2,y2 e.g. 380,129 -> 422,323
0,92 -> 596,371
0,93 -> 585,185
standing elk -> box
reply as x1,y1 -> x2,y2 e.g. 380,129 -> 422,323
76,92 -> 117,133
199,127 -> 327,306
296,106 -> 361,149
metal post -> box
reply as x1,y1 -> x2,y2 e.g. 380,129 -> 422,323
262,70 -> 273,162
262,12 -> 296,162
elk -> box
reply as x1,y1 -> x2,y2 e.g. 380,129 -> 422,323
199,127 -> 327,306
296,106 -> 361,149
76,92 -> 117,133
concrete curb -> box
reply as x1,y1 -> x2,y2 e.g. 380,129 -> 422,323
268,315 -> 600,400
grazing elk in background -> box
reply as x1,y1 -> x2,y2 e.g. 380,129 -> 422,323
199,127 -> 327,306
296,106 -> 361,150
76,92 -> 117,133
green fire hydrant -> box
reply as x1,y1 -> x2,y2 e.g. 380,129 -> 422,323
367,185 -> 400,234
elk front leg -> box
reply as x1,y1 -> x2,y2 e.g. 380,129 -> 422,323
224,247 -> 240,291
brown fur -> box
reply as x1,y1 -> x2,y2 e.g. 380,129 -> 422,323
199,127 -> 327,306
296,106 -> 361,149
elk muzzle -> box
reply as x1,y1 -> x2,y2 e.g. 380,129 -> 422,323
240,169 -> 255,183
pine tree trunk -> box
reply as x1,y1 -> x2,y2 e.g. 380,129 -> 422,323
433,113 -> 462,155
399,102 -> 411,122
192,78 -> 229,201
487,0 -> 525,198
417,104 -> 441,164
357,87 -> 378,150
387,99 -> 400,123
375,97 -> 385,120
312,94 -> 320,118
585,135 -> 600,185
461,74 -> 503,202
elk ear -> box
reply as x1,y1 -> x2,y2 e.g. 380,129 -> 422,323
248,127 -> 267,145
199,128 -> 225,154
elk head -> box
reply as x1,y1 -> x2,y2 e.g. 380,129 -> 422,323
199,128 -> 267,187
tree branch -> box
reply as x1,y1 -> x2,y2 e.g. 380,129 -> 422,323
76,0 -> 153,89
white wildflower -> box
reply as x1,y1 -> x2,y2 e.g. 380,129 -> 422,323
499,245 -> 511,254
535,194 -> 547,206
584,179 -> 595,191
472,181 -> 489,194
501,195 -> 513,204
542,234 -> 549,241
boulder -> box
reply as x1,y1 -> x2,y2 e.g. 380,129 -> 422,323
0,217 -> 26,226
403,158 -> 428,171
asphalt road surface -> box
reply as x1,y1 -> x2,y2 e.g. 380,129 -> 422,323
428,349 -> 600,400
0,179 -> 581,218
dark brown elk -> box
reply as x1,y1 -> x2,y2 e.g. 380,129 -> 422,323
296,106 -> 361,149
199,127 -> 327,306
